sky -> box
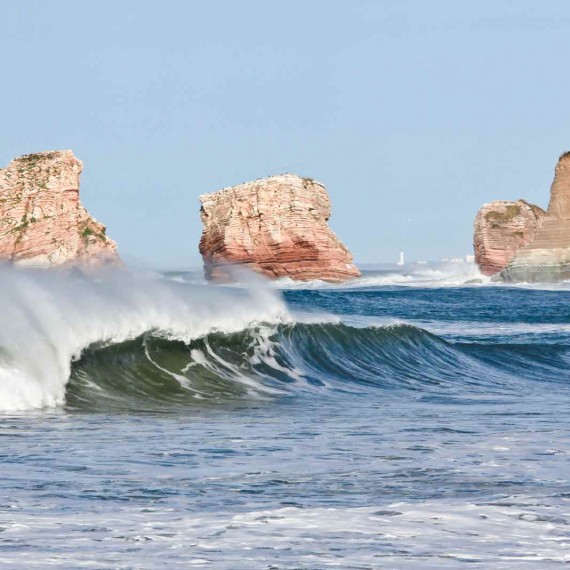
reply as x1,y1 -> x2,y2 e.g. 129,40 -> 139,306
2,0 -> 570,268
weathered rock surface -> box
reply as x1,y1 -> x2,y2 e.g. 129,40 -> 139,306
0,150 -> 119,266
199,174 -> 360,282
502,153 -> 570,282
473,200 -> 545,276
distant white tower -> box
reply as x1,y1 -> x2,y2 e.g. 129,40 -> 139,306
397,250 -> 405,266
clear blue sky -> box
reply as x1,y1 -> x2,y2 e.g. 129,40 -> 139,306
2,0 -> 569,268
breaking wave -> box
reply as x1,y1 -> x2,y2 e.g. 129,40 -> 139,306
66,321 -> 570,411
0,266 -> 288,411
0,266 -> 568,412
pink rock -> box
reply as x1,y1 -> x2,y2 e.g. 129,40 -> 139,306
0,150 -> 119,267
546,151 -> 570,219
199,174 -> 360,282
473,200 -> 545,276
503,152 -> 570,281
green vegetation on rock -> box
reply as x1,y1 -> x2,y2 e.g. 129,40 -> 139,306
485,204 -> 521,223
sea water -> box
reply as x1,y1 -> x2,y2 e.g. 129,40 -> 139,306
0,264 -> 569,568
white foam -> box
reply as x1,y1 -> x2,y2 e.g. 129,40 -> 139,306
273,263 -> 490,289
1,496 -> 567,567
166,265 -> 570,291
0,266 -> 291,412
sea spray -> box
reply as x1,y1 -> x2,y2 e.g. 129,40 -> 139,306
2,276 -> 570,567
0,266 -> 290,411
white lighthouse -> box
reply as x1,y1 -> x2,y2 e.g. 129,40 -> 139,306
397,250 -> 405,266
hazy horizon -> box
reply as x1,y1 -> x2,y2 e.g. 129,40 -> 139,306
3,1 -> 570,268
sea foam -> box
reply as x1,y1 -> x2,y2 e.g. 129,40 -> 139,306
0,266 -> 290,411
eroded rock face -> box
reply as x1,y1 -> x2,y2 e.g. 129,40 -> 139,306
473,200 -> 545,276
546,152 -> 570,219
199,174 -> 360,282
0,150 -> 119,266
502,153 -> 570,282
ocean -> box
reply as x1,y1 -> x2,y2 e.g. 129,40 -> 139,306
1,264 -> 569,568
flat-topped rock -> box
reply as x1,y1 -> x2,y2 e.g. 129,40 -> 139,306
199,174 -> 360,282
473,200 -> 545,276
0,150 -> 119,266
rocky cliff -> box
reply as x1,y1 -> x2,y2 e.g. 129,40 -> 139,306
473,200 -> 545,276
0,150 -> 119,266
502,153 -> 570,282
199,174 -> 360,282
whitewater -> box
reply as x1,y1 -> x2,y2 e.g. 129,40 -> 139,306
0,266 -> 291,411
1,263 -> 570,568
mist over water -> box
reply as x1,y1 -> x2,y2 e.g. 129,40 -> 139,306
1,264 -> 570,567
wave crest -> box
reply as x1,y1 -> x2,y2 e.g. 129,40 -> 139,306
66,321 -> 551,411
0,267 -> 289,411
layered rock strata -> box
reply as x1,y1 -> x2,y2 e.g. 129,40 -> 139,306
502,153 -> 570,282
199,174 -> 360,282
473,200 -> 545,276
0,150 -> 119,266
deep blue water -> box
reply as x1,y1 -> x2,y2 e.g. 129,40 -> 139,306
1,268 -> 570,568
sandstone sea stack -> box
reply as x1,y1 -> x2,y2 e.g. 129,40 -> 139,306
473,200 -> 545,276
199,174 -> 360,282
0,150 -> 119,266
502,152 -> 570,282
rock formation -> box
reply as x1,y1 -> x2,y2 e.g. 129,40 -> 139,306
473,200 -> 545,276
199,174 -> 360,282
0,150 -> 119,266
502,152 -> 570,281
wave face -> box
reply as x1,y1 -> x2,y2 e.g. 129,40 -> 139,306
0,267 -> 288,411
0,268 -> 570,411
2,265 -> 570,412
67,319 -> 570,411
66,324 -> 456,410
4,267 -> 570,568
